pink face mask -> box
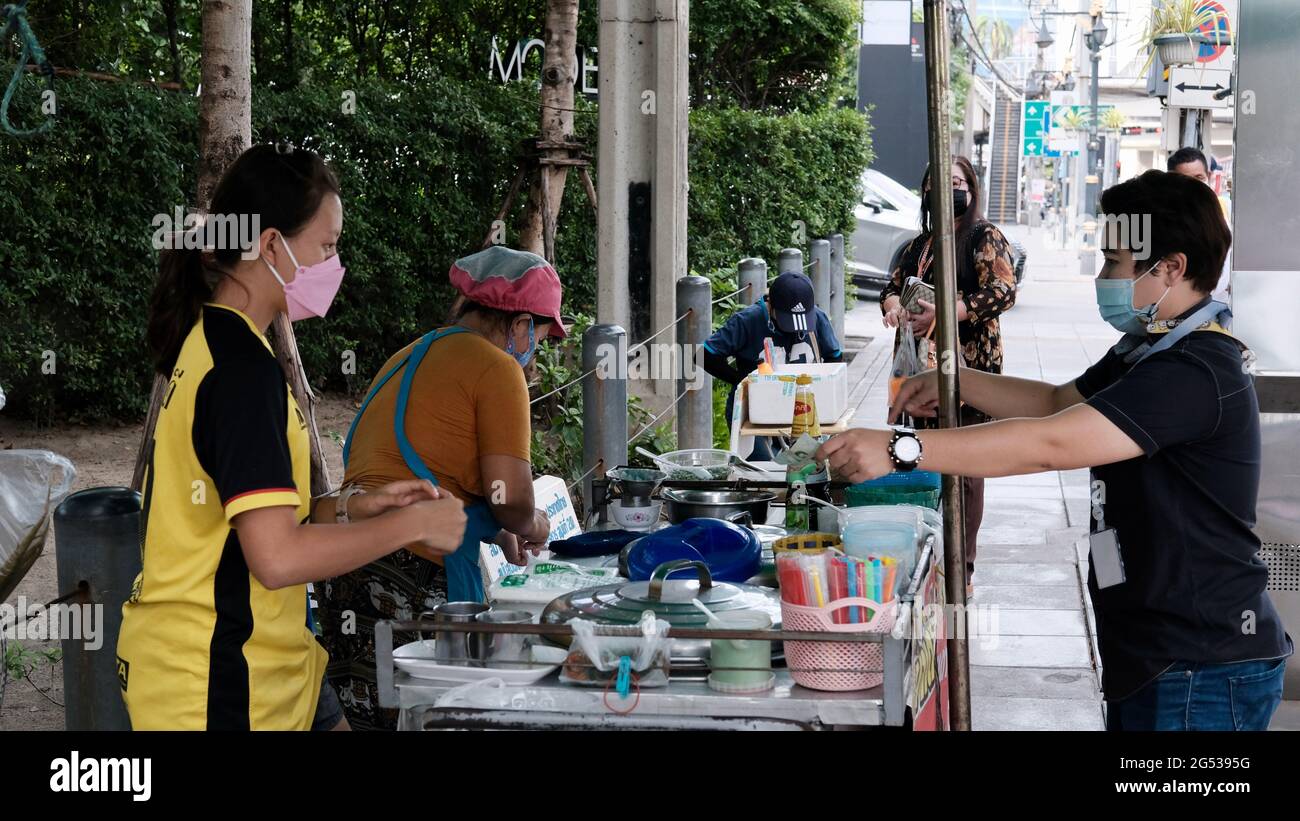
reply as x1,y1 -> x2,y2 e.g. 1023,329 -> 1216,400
263,234 -> 345,322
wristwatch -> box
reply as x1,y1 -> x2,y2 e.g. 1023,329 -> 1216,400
887,426 -> 924,472
336,484 -> 366,524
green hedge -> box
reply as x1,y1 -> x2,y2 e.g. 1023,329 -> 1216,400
0,75 -> 869,421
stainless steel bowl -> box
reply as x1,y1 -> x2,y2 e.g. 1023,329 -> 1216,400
661,488 -> 776,526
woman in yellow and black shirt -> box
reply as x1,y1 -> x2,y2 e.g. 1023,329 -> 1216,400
118,145 -> 468,730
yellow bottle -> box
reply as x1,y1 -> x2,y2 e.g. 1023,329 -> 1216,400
790,374 -> 820,437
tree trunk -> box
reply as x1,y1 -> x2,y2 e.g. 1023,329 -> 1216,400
282,0 -> 294,87
133,0 -> 333,498
196,0 -> 252,208
517,0 -> 579,261
163,0 -> 183,87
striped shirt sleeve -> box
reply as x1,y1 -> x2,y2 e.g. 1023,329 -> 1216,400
193,357 -> 302,521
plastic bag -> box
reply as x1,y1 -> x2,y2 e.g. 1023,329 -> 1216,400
0,450 -> 76,602
489,559 -> 622,608
434,677 -> 601,712
561,611 -> 672,688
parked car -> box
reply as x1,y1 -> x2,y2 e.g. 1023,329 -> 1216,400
849,168 -> 921,294
849,168 -> 1026,299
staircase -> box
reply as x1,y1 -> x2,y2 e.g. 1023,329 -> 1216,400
987,86 -> 1022,224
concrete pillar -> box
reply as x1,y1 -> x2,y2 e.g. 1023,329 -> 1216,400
597,0 -> 689,404
777,248 -> 803,275
676,276 -> 713,450
737,257 -> 767,306
809,239 -> 831,328
828,234 -> 846,341
581,324 -> 629,506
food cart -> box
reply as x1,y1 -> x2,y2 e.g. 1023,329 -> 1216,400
375,470 -> 952,731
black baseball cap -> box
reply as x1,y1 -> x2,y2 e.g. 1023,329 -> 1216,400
768,272 -> 816,333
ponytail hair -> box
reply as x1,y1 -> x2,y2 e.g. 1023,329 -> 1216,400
147,144 -> 340,374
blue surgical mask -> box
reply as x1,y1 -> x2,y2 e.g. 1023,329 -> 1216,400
505,316 -> 537,367
1095,262 -> 1171,335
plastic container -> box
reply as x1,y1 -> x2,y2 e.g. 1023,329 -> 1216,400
846,470 -> 942,510
837,505 -> 935,578
707,610 -> 774,694
771,532 -> 842,556
746,363 -> 848,425
841,521 -> 916,568
656,449 -> 734,480
488,562 -> 624,620
781,597 -> 897,691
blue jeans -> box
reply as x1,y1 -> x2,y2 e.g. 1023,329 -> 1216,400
1105,657 -> 1287,731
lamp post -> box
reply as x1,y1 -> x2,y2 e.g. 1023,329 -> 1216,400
1080,9 -> 1108,276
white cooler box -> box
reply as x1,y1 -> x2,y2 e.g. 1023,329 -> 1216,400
746,363 -> 848,426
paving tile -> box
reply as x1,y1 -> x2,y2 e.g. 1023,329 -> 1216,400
970,634 -> 1094,668
972,696 -> 1104,731
974,584 -> 1084,610
974,608 -> 1087,638
975,543 -> 1080,564
972,563 -> 1078,587
970,666 -> 1099,700
984,484 -> 1066,501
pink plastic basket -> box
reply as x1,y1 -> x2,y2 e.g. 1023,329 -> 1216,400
781,597 -> 897,691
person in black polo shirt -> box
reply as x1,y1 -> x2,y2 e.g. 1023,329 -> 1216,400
816,170 -> 1292,731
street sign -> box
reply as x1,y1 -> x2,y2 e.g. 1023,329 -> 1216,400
1021,100 -> 1050,157
1193,0 -> 1235,70
1168,66 -> 1232,109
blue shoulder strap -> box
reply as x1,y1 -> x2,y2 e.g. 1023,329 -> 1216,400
341,326 -> 470,481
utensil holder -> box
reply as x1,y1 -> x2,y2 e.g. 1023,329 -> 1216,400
780,596 -> 896,691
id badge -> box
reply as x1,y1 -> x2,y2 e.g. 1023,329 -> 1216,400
1089,528 -> 1127,589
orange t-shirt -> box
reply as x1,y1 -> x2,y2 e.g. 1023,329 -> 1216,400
344,328 -> 532,506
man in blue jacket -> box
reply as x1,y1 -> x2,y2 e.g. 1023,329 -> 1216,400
703,272 -> 842,459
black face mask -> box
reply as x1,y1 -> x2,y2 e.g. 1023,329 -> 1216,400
953,188 -> 969,216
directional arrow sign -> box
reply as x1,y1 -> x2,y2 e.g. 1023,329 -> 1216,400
1022,101 -> 1051,156
1169,66 -> 1232,109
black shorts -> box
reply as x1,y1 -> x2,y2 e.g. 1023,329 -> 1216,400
311,676 -> 346,731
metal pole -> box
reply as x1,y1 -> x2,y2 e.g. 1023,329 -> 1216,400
676,275 -> 713,450
581,323 -> 628,507
922,0 -> 971,732
829,234 -> 846,341
1081,21 -> 1101,277
737,257 -> 768,306
53,487 -> 143,730
777,248 -> 803,275
809,239 -> 831,326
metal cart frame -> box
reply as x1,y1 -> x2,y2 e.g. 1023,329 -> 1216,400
375,539 -> 948,731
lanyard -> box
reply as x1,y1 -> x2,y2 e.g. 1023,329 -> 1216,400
1121,300 -> 1235,366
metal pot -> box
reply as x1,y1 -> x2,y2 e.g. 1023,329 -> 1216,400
541,559 -> 782,669
661,488 -> 776,527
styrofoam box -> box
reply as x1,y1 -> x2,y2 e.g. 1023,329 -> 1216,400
747,363 -> 848,425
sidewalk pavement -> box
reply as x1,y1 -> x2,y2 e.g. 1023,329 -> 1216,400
840,223 -> 1116,730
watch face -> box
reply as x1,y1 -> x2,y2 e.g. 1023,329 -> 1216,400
894,436 -> 921,462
